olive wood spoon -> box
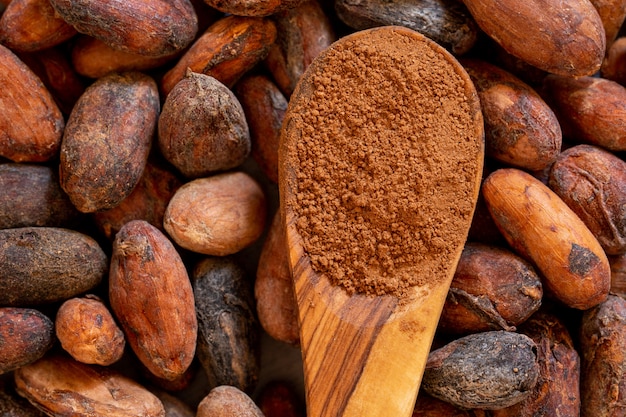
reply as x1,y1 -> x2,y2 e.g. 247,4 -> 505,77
278,26 -> 484,417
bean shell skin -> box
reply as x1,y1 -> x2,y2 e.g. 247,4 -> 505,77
14,354 -> 166,417
59,71 -> 159,213
0,227 -> 108,306
49,0 -> 197,57
0,163 -> 80,229
422,330 -> 539,410
0,44 -> 64,162
158,72 -> 250,178
109,220 -> 197,382
579,295 -> 626,417
0,307 -> 54,374
548,144 -> 626,255
461,58 -> 561,172
482,168 -> 610,310
335,0 -> 478,55
193,256 -> 260,393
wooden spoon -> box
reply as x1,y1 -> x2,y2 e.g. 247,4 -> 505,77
278,26 -> 484,417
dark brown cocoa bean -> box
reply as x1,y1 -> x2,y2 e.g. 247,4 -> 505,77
109,220 -> 197,382
548,144 -> 626,255
422,330 -> 539,410
158,72 -> 250,178
488,310 -> 581,417
0,307 -> 54,374
438,242 -> 543,335
49,0 -> 198,57
579,294 -> 626,417
0,163 -> 80,229
193,256 -> 260,393
0,227 -> 107,306
462,58 -> 561,172
335,0 -> 478,55
59,72 -> 159,213
263,0 -> 335,97
235,74 -> 287,183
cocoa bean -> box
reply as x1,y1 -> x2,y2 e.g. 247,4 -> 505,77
196,385 -> 263,417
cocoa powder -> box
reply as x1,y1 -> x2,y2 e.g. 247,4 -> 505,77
284,27 -> 482,298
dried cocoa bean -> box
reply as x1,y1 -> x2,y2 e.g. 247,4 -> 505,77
588,0 -> 626,48
548,144 -> 626,255
461,58 -> 561,172
71,35 -> 178,79
14,354 -> 166,417
0,307 -> 54,374
422,330 -> 539,410
196,385 -> 263,417
488,309 -> 581,417
0,0 -> 76,52
92,159 -> 183,241
335,0 -> 478,55
0,227 -> 107,306
161,15 -> 277,94
542,74 -> 626,151
579,294 -> 626,417
49,0 -> 198,57
109,220 -> 197,381
203,0 -> 303,17
438,242 -> 543,335
482,168 -> 611,310
55,294 -> 125,366
193,256 -> 260,393
602,36 -> 626,86
0,163 -> 80,229
263,0 -> 335,97
235,74 -> 288,183
158,71 -> 250,178
164,171 -> 267,256
0,43 -> 64,162
59,71 -> 159,213
255,211 -> 299,345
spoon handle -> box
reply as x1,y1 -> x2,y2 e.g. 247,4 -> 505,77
286,212 -> 452,417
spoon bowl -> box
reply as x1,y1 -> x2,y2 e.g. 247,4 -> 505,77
279,26 -> 484,417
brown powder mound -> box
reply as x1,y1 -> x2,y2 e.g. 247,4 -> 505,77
282,26 -> 483,298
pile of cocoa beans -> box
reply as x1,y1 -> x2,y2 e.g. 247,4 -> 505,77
0,0 -> 625,416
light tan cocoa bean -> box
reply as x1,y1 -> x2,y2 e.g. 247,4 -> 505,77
196,385 -> 264,417
164,171 -> 267,256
